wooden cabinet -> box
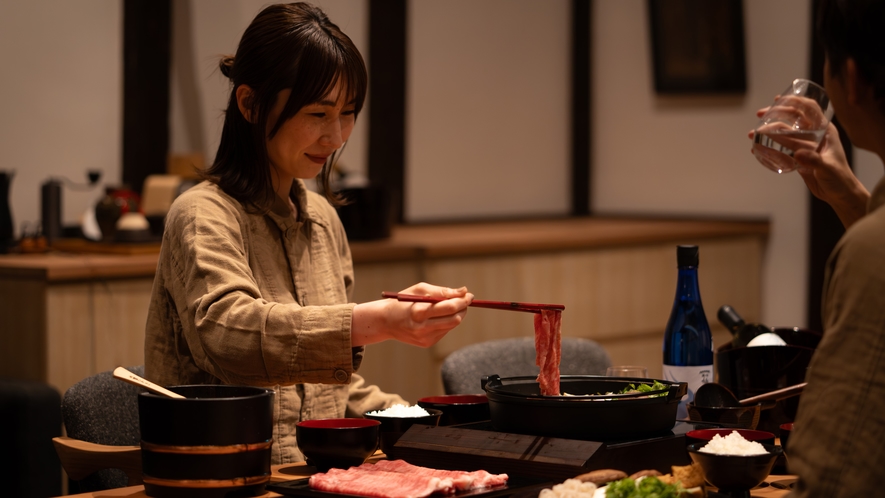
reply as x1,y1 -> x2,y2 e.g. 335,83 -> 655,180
0,254 -> 156,395
0,217 -> 768,401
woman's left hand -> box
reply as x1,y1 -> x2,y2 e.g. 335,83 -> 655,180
352,283 -> 473,348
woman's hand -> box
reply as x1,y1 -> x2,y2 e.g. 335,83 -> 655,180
351,283 -> 473,348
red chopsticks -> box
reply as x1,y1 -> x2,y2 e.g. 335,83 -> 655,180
381,292 -> 565,314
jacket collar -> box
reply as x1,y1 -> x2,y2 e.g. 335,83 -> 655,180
266,180 -> 327,229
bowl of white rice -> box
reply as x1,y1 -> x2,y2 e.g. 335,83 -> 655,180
687,431 -> 783,494
364,404 -> 442,457
686,428 -> 775,449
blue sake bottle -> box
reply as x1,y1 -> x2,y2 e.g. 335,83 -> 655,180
662,245 -> 714,420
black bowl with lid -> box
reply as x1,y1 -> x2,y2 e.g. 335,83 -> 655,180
139,385 -> 274,498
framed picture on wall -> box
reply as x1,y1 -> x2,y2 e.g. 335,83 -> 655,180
647,0 -> 747,94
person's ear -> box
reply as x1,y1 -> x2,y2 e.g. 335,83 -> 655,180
843,58 -> 872,107
236,84 -> 256,123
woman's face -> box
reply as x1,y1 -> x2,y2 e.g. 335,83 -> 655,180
265,81 -> 356,185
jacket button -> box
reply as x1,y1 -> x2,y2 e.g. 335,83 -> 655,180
334,369 -> 348,383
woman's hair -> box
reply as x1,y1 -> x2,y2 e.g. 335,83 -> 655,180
816,0 -> 885,114
205,2 -> 367,210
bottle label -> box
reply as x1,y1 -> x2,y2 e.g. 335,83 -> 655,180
662,364 -> 714,420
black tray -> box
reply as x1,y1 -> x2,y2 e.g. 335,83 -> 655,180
267,475 -> 552,498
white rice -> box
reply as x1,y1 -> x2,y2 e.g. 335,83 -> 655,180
366,403 -> 430,417
698,431 -> 768,456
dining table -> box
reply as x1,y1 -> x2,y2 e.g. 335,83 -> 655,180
59,453 -> 796,498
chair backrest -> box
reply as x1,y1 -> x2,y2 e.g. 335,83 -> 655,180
441,337 -> 612,395
61,365 -> 144,491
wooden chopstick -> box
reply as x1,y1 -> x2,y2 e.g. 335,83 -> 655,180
381,292 -> 565,313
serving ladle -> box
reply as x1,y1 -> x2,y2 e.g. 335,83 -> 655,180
113,366 -> 184,398
694,381 -> 806,408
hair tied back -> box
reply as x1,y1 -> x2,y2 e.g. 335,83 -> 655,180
219,55 -> 235,79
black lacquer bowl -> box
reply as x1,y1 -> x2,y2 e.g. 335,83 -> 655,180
687,402 -> 762,430
417,394 -> 490,426
688,443 -> 783,498
363,408 -> 442,458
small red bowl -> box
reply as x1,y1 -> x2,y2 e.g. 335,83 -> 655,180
779,422 -> 794,454
296,418 -> 380,471
417,394 -> 490,426
686,428 -> 776,448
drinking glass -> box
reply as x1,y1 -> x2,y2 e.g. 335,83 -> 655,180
752,78 -> 834,174
605,366 -> 648,378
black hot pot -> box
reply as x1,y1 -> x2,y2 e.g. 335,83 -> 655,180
481,375 -> 687,440
138,385 -> 274,498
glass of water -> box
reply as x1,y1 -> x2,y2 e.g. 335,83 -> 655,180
605,366 -> 648,378
752,78 -> 834,174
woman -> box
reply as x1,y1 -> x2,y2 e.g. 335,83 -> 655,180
144,2 -> 472,465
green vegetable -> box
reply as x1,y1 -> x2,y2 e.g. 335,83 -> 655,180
619,380 -> 669,397
604,476 -> 684,498
605,477 -> 637,498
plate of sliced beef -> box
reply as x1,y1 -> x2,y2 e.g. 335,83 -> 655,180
267,460 -> 550,498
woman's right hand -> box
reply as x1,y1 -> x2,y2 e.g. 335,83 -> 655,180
793,122 -> 869,229
351,283 -> 473,348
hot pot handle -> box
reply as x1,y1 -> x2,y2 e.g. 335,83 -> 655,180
481,375 -> 501,392
667,382 -> 688,401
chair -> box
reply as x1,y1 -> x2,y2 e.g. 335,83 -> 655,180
441,337 -> 613,394
54,366 -> 144,492
0,378 -> 62,498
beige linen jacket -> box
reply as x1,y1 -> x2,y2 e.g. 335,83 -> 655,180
144,180 -> 405,465
788,177 -> 885,497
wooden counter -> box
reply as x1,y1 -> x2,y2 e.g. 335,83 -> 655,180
349,217 -> 769,262
0,216 -> 769,398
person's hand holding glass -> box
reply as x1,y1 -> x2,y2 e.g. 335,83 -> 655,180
751,79 -> 834,174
